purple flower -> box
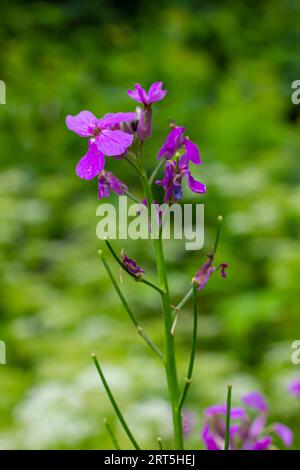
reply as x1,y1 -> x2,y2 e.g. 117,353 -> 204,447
194,255 -> 228,291
288,377 -> 300,396
121,252 -> 145,277
97,171 -> 128,199
128,82 -> 167,106
201,392 -> 293,450
155,158 -> 206,203
128,82 -> 167,140
158,125 -> 202,166
66,111 -> 137,177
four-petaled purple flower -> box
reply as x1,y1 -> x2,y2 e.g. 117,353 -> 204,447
121,252 -> 145,278
98,170 -> 128,200
66,110 -> 137,180
158,125 -> 201,166
194,255 -> 228,291
201,392 -> 293,450
156,158 -> 206,203
128,82 -> 167,140
128,82 -> 167,106
288,377 -> 300,397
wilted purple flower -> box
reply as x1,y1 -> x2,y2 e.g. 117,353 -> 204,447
201,392 -> 293,450
128,82 -> 167,106
194,255 -> 228,291
98,171 -> 128,199
158,125 -> 201,165
155,158 -> 206,203
121,252 -> 145,277
66,111 -> 137,178
288,377 -> 300,396
128,82 -> 167,140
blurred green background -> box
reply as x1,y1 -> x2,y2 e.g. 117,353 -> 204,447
1,0 -> 300,450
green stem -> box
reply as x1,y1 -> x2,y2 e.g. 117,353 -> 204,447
149,158 -> 165,186
125,191 -> 141,204
177,282 -> 198,411
171,287 -> 193,335
103,417 -> 121,450
213,215 -> 223,256
104,238 -> 165,295
157,437 -> 163,450
92,353 -> 141,450
98,250 -> 164,361
137,146 -> 183,450
224,384 -> 232,450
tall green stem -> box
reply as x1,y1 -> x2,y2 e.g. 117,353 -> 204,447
137,144 -> 183,450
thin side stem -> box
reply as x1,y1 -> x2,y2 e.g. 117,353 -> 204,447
104,238 -> 165,295
177,282 -> 198,411
103,417 -> 121,450
92,353 -> 141,450
125,191 -> 141,204
149,158 -> 165,186
171,286 -> 193,335
137,146 -> 183,450
213,215 -> 223,256
224,384 -> 232,450
98,250 -> 164,361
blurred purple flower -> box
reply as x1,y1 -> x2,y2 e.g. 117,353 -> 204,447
121,252 -> 145,277
97,171 -> 128,199
155,158 -> 206,203
182,410 -> 195,438
158,125 -> 201,165
288,377 -> 300,396
242,391 -> 268,413
194,255 -> 228,291
201,392 -> 293,450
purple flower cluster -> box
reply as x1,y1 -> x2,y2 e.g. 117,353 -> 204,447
66,82 -> 206,203
201,392 -> 293,450
156,125 -> 206,203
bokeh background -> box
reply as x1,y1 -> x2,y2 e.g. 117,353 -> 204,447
1,0 -> 300,450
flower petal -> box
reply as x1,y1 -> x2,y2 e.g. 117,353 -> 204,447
98,112 -> 137,129
288,377 -> 300,396
96,130 -> 133,156
201,424 -> 220,450
187,172 -> 206,193
252,436 -> 272,450
75,141 -> 105,180
273,423 -> 293,447
158,126 -> 185,160
148,81 -> 167,103
248,415 -> 266,439
66,110 -> 98,137
183,138 -> 202,165
242,392 -> 268,413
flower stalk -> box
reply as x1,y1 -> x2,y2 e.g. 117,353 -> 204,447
92,353 -> 141,450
